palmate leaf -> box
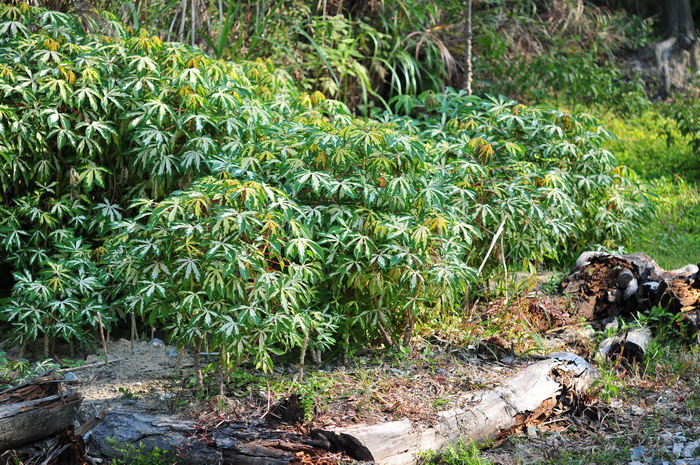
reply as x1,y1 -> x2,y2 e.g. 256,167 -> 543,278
175,257 -> 201,281
78,163 -> 110,191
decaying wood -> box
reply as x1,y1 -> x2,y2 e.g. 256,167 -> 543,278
315,353 -> 596,465
0,374 -> 83,452
80,353 -> 595,465
599,327 -> 653,363
561,252 -> 700,331
85,411 -> 334,465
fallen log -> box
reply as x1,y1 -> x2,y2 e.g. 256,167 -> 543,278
84,411 -> 336,465
82,353 -> 595,465
0,374 -> 83,451
315,352 -> 596,465
599,327 -> 652,363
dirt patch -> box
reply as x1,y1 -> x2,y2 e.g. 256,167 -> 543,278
72,338 -> 192,414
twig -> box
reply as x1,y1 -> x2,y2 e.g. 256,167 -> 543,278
464,0 -> 473,94
39,444 -> 69,465
96,312 -> 109,365
56,358 -> 123,374
477,217 -> 507,276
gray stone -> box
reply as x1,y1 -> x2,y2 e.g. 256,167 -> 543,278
631,446 -> 645,460
148,338 -> 165,347
166,348 -> 178,357
675,444 -> 686,458
63,372 -> 79,382
683,442 -> 699,458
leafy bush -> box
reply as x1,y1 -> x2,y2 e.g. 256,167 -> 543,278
96,0 -> 454,114
0,3 -> 649,374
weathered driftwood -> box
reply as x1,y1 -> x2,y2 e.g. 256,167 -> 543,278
315,353 -> 596,465
561,252 -> 700,327
599,327 -> 653,363
0,374 -> 83,452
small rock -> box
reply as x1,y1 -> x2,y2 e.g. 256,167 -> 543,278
630,405 -> 646,416
166,348 -> 178,358
683,442 -> 699,458
631,446 -> 645,460
628,461 -> 644,465
63,372 -> 79,382
674,443 -> 685,457
526,426 -> 538,438
148,338 -> 165,347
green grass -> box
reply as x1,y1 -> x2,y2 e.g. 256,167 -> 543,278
418,440 -> 493,465
625,179 -> 700,269
601,110 -> 700,269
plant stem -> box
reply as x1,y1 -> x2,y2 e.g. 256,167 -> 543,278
464,0 -> 473,94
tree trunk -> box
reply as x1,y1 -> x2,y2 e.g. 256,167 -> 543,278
316,353 -> 596,465
599,327 -> 653,363
664,0 -> 696,44
657,0 -> 699,93
0,374 -> 83,451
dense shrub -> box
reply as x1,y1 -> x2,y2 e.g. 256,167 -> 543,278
0,3 -> 649,371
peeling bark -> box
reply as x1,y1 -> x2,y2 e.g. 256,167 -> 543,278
0,374 -> 82,451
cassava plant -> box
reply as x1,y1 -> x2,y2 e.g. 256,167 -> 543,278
0,3 -> 649,377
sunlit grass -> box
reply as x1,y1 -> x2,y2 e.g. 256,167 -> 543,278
601,110 -> 700,269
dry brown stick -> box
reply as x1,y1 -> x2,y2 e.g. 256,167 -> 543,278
96,312 -> 109,365
76,406 -> 109,436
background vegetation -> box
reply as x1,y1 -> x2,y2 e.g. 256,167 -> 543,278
0,0 -> 698,386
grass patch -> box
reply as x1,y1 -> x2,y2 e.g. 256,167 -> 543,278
601,110 -> 700,269
624,179 -> 700,269
418,440 -> 493,465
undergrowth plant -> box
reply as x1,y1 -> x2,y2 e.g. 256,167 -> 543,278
417,440 -> 492,465
0,3 -> 650,379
